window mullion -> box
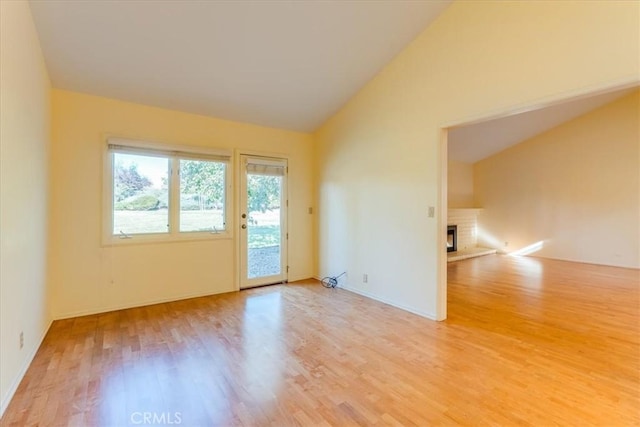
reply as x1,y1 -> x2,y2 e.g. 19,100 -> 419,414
170,157 -> 180,235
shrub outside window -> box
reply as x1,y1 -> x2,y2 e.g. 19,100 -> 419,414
113,152 -> 170,235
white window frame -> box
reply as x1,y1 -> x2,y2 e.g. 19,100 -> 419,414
102,137 -> 232,245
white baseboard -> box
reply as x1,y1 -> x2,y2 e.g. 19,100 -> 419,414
56,275 -> 321,320
0,317 -> 53,418
287,275 -> 316,283
54,288 -> 235,320
338,285 -> 437,320
55,275 -> 320,320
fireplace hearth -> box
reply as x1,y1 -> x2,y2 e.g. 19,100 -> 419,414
447,225 -> 457,252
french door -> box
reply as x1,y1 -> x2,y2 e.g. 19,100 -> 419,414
239,155 -> 288,289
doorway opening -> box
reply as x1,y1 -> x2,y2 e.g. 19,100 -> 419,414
438,81 -> 638,320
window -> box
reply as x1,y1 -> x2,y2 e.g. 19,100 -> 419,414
105,139 -> 231,243
179,159 -> 226,233
113,152 -> 170,235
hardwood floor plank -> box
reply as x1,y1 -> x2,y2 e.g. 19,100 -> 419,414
1,255 -> 638,426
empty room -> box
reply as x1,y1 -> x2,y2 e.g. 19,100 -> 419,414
1,0 -> 638,426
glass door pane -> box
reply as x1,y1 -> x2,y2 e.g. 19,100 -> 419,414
239,156 -> 287,289
247,174 -> 282,279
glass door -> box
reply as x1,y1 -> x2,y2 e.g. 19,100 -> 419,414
239,155 -> 287,289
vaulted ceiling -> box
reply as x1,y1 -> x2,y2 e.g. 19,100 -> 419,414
448,86 -> 636,163
29,0 -> 452,132
30,1 -> 634,158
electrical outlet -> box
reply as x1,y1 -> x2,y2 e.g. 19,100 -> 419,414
308,207 -> 313,214
363,274 -> 368,283
428,206 -> 435,218
19,331 -> 24,349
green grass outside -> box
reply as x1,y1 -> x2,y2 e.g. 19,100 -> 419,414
114,209 -> 280,248
247,225 -> 280,248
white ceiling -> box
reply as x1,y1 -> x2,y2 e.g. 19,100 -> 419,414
448,87 -> 637,163
29,0 -> 452,132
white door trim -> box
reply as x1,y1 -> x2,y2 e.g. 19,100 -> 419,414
238,154 -> 288,289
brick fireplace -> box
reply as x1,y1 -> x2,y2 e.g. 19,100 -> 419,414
447,208 -> 482,252
447,208 -> 496,261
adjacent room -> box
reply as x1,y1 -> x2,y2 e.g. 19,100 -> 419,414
446,87 -> 639,267
1,0 -> 638,425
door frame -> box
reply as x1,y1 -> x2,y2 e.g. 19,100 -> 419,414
236,152 -> 288,289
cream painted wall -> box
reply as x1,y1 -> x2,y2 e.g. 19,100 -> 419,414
475,90 -> 639,268
50,90 -> 314,318
314,0 -> 639,319
0,1 -> 52,415
447,160 -> 474,208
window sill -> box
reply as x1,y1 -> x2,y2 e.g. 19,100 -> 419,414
101,231 -> 232,247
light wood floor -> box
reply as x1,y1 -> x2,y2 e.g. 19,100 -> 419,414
2,255 -> 638,426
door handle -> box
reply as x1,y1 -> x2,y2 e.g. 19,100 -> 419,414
241,224 -> 247,229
